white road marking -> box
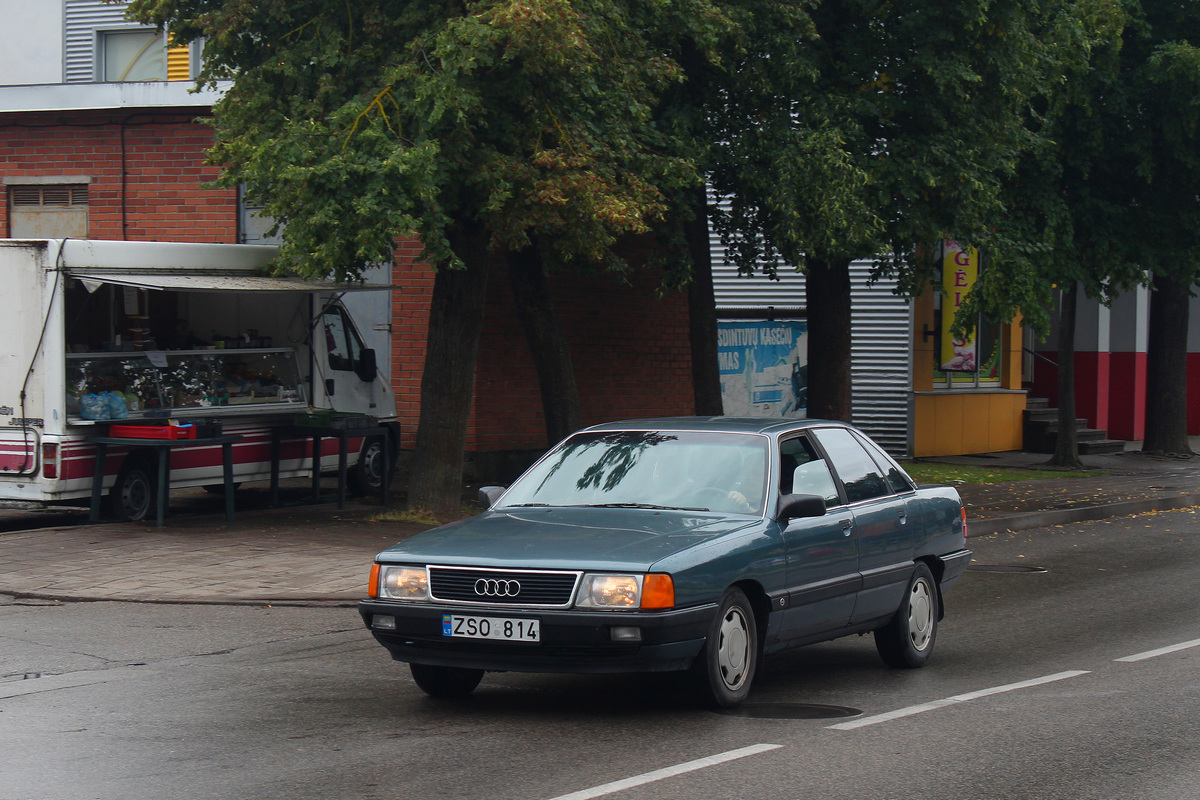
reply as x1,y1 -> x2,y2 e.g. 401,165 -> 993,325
827,670 -> 1092,730
545,744 -> 783,800
1116,637 -> 1200,663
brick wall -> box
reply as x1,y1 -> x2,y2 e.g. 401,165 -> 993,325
391,249 -> 696,454
0,110 -> 233,241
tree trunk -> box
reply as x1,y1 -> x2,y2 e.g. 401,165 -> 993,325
1143,272 -> 1193,454
686,190 -> 723,416
407,220 -> 491,519
1047,282 -> 1083,468
805,255 -> 854,422
508,242 -> 581,445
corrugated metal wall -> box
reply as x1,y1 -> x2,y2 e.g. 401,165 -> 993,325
710,234 -> 914,456
64,0 -> 130,83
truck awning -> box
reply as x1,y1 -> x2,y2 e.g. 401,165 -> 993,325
65,271 -> 394,293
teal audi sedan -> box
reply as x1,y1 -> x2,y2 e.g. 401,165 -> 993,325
359,417 -> 971,707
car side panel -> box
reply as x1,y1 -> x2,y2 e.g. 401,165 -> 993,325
650,525 -> 784,609
772,509 -> 860,645
906,487 -> 968,559
847,493 -> 916,624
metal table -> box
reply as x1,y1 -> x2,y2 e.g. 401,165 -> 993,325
87,434 -> 243,526
269,423 -> 389,509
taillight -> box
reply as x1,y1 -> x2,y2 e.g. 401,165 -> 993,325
961,506 -> 968,538
42,443 -> 58,479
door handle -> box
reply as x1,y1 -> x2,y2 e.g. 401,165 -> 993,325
897,508 -> 907,524
839,518 -> 853,536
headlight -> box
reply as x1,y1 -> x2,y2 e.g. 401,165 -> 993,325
375,565 -> 429,601
575,573 -> 674,610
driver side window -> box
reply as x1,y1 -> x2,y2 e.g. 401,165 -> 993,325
779,436 -> 841,507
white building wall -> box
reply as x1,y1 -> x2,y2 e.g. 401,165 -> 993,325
0,1 -> 64,85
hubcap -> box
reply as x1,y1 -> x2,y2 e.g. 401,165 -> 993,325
908,578 -> 934,651
121,472 -> 150,520
717,607 -> 751,690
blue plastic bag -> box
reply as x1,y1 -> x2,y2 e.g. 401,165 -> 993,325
80,393 -> 110,420
104,391 -> 129,420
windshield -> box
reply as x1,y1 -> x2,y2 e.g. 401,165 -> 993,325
497,430 -> 770,515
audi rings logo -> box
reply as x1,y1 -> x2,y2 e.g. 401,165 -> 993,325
475,578 -> 521,598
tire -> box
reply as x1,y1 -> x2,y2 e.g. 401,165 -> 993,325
348,435 -> 391,497
690,587 -> 758,708
409,663 -> 484,698
109,456 -> 156,522
875,562 -> 939,669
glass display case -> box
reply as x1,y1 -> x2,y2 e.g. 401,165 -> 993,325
66,348 -> 306,421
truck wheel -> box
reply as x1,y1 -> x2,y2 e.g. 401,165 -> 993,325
690,587 -> 757,708
874,562 -> 939,669
109,455 -> 156,522
409,664 -> 484,698
348,435 -> 391,496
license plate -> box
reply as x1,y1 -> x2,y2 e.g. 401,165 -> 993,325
443,614 -> 540,642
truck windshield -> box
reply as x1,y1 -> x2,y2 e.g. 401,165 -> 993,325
497,430 -> 769,515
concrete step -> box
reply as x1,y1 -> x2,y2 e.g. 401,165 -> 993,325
1078,439 -> 1127,455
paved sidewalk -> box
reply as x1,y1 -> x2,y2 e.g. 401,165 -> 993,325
0,486 -> 425,607
1,446 -> 1198,606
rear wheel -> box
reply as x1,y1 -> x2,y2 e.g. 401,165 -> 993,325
875,562 -> 939,669
348,435 -> 391,496
410,664 -> 484,698
109,455 -> 156,522
690,587 -> 757,708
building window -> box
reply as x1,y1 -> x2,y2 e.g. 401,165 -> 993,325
102,29 -> 167,82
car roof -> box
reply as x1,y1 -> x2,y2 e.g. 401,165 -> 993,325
581,416 -> 850,437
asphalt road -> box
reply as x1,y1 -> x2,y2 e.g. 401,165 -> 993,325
1,508 -> 1198,800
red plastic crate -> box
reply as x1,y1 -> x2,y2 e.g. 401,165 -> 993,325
109,424 -> 196,440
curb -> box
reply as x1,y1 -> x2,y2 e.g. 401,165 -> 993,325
967,494 -> 1200,537
2,591 -> 361,607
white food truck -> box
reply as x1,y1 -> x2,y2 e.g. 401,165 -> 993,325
0,238 -> 400,521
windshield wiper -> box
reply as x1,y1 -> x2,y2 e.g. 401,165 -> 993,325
581,502 -> 709,512
504,503 -> 551,507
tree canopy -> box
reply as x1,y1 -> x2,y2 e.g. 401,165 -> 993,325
130,0 -> 718,278
700,0 -> 1098,420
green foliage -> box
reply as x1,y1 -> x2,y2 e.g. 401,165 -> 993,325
965,0 -> 1200,336
901,460 -> 1102,485
127,0 -> 712,280
709,0 -> 1082,298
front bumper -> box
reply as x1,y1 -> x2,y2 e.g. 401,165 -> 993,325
358,600 -> 716,674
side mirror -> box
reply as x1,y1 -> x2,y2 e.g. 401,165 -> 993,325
355,348 -> 378,382
478,486 -> 506,509
777,493 -> 827,522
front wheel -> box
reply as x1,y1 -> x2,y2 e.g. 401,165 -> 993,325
410,663 -> 484,698
690,587 -> 758,708
874,562 -> 939,669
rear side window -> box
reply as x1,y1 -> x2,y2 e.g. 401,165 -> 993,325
814,427 -> 891,503
853,431 -> 915,494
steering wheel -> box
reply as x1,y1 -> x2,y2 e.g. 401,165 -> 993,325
693,486 -> 735,511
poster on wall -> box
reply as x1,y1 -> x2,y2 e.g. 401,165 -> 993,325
718,320 -> 809,417
940,240 -> 980,372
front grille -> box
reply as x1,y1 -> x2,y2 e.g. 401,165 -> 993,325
429,566 -> 580,607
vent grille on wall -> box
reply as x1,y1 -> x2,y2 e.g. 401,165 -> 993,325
11,186 -> 89,207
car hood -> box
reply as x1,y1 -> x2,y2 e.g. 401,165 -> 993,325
374,507 -> 763,571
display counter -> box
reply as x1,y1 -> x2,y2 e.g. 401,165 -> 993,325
66,348 -> 306,422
